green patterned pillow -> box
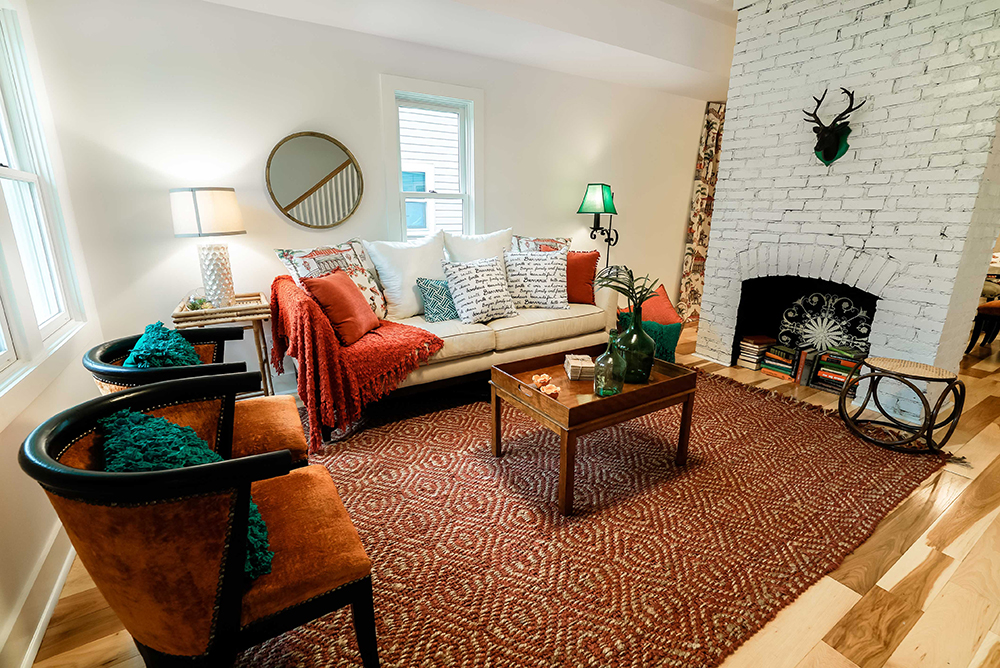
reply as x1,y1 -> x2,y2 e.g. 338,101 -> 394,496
416,277 -> 459,323
99,409 -> 273,580
123,321 -> 203,368
617,313 -> 682,363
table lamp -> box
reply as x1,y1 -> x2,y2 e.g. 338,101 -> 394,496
577,183 -> 618,267
170,187 -> 245,308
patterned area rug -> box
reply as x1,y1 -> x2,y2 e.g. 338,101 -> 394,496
237,373 -> 942,668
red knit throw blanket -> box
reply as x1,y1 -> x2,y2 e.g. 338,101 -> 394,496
270,276 -> 444,453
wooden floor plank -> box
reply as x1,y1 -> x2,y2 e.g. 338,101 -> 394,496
823,586 -> 922,668
35,605 -> 126,663
793,642 -> 861,668
829,470 -> 968,596
947,514 -> 1000,606
32,629 -> 139,668
884,548 -> 954,612
883,582 -> 998,668
720,577 -> 861,668
928,453 -> 1000,557
968,631 -> 1000,668
948,396 -> 1000,448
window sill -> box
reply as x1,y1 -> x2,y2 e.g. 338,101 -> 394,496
0,318 -> 100,434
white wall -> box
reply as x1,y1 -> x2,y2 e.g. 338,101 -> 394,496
25,0 -> 708,352
0,1 -> 106,664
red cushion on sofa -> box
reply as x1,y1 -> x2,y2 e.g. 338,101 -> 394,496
303,270 -> 380,346
619,284 -> 682,325
567,250 -> 600,305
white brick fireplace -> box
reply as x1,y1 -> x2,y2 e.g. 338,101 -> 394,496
697,0 -> 1000,375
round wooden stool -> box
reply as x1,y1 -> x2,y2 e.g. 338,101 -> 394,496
838,357 -> 965,454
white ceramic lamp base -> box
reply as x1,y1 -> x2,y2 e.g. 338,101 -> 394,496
198,242 -> 236,308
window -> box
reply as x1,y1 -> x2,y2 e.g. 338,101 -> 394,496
380,75 -> 484,241
0,8 -> 78,384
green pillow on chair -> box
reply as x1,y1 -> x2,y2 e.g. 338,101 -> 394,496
99,409 -> 273,580
617,313 -> 682,363
123,322 -> 203,368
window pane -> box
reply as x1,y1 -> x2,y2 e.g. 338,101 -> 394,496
2,177 -> 63,327
405,200 -> 426,229
402,170 -> 426,193
404,197 -> 464,241
399,106 -> 461,194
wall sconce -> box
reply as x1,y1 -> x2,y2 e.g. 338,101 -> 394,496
577,183 -> 618,267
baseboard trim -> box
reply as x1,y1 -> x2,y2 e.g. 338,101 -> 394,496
0,526 -> 73,668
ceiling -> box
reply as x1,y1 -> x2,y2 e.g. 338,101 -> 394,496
202,0 -> 736,100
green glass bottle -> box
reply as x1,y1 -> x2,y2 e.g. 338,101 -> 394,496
617,304 -> 656,383
594,329 -> 626,397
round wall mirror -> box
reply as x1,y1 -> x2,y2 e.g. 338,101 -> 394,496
266,131 -> 363,229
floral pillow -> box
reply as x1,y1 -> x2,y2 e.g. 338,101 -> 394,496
275,244 -> 387,319
513,235 -> 571,252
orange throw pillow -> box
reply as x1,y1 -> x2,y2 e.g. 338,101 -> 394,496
619,284 -> 682,325
303,270 -> 380,346
567,250 -> 600,305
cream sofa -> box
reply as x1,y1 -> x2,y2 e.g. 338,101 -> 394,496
395,287 -> 617,388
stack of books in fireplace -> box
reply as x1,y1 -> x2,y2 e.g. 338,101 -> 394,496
761,345 -> 798,380
737,335 -> 776,370
809,346 -> 865,397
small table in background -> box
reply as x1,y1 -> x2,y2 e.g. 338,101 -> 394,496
171,292 -> 274,396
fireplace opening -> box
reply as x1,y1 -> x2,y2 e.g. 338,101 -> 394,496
731,275 -> 879,366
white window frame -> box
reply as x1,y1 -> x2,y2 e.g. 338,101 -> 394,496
380,74 -> 485,241
0,5 -> 83,391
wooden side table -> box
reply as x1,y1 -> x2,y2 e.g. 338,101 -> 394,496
838,356 -> 965,454
171,292 -> 274,396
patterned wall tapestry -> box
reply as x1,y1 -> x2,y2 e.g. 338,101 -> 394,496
676,101 -> 726,322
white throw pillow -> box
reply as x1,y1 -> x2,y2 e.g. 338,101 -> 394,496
442,256 -> 518,324
503,249 -> 570,309
363,232 -> 446,319
444,228 -> 513,268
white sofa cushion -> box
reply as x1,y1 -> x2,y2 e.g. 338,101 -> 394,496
363,232 -> 445,320
487,304 -> 607,351
393,315 -> 496,363
444,228 -> 512,268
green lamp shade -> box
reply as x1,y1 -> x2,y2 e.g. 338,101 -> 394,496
577,183 -> 617,215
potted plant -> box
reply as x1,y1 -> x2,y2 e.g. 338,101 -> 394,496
595,265 -> 659,383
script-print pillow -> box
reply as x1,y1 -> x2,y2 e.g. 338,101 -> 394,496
275,244 -> 387,319
513,235 -> 571,252
503,249 -> 570,309
442,257 -> 517,325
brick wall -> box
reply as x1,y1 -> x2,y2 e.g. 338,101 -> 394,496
698,0 -> 1000,382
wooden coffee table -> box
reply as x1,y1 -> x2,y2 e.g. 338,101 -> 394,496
490,344 -> 697,515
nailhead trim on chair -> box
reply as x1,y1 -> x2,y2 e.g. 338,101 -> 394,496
239,574 -> 373,631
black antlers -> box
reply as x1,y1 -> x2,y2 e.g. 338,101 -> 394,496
804,88 -> 866,165
803,87 -> 866,131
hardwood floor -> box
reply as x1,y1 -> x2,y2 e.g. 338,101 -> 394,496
33,324 -> 1000,667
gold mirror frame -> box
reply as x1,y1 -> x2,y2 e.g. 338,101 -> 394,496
265,131 -> 364,229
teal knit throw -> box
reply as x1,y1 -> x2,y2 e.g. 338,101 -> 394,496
617,313 -> 682,364
123,321 -> 203,368
99,409 -> 273,580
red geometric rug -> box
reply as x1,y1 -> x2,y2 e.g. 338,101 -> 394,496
236,373 -> 943,667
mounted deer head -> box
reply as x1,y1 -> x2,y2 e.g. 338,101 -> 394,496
803,88 -> 866,166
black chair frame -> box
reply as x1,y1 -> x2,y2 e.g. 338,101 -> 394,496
83,326 -> 247,388
966,313 -> 1000,353
19,372 -> 378,668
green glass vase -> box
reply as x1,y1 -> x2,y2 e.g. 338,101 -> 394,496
618,304 -> 656,383
594,329 -> 626,397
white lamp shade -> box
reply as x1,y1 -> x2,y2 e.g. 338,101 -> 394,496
170,187 -> 246,237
